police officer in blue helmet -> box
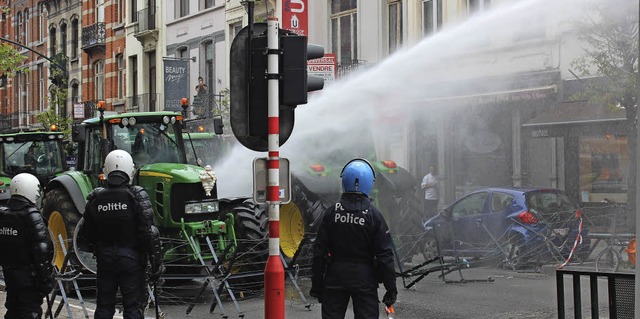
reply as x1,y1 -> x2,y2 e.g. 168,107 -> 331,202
311,159 -> 398,318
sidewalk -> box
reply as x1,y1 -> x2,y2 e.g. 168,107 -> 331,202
0,284 -> 157,319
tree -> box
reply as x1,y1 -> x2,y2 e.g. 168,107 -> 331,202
0,43 -> 27,76
570,0 -> 639,222
35,107 -> 73,139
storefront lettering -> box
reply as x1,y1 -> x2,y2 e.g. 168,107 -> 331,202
531,129 -> 549,138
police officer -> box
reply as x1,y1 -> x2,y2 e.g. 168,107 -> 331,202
78,150 -> 162,319
0,173 -> 54,319
311,159 -> 398,319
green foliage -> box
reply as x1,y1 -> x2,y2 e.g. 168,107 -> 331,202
0,43 -> 27,77
570,0 -> 639,113
35,107 -> 73,140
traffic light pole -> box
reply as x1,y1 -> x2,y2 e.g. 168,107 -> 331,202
264,18 -> 285,319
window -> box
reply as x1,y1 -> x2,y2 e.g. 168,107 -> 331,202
116,55 -> 124,100
49,27 -> 57,56
38,64 -> 45,112
231,22 -> 242,38
71,82 -> 79,104
131,0 -> 138,22
177,47 -> 188,59
578,135 -> 629,202
451,192 -> 488,219
60,23 -> 67,57
23,9 -> 28,44
204,0 -> 214,9
204,42 -> 214,94
94,60 -> 104,100
71,19 -> 78,59
388,1 -> 402,54
490,192 -> 513,212
177,0 -> 189,18
467,0 -> 490,15
330,0 -> 357,63
422,0 -> 442,36
38,4 -> 45,42
130,55 -> 138,99
96,0 -> 105,23
117,0 -> 125,23
16,12 -> 22,44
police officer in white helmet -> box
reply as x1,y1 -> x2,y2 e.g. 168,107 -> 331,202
78,150 -> 162,318
311,159 -> 397,318
0,173 -> 54,318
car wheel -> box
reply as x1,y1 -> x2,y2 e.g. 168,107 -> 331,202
503,233 -> 528,270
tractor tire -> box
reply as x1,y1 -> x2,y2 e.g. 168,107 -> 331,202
43,188 -> 82,271
280,184 -> 331,264
228,199 -> 268,291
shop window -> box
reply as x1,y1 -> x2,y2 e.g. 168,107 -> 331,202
579,135 -> 629,202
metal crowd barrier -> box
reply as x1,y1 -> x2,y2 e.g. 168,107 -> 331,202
556,268 -> 634,319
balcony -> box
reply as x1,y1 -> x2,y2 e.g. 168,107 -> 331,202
81,23 -> 106,52
126,93 -> 160,113
337,59 -> 368,79
134,7 -> 158,47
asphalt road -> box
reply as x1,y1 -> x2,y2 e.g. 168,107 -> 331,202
0,261 -> 620,319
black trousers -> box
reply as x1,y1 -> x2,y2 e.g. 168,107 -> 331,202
95,252 -> 145,319
321,286 -> 379,319
3,266 -> 43,319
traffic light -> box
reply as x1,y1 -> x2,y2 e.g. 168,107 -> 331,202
279,30 -> 324,107
230,24 -> 325,152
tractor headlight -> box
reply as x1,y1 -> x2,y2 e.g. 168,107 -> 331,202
184,200 -> 219,214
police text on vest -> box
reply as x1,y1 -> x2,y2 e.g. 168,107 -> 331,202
0,227 -> 17,235
334,212 -> 365,225
98,202 -> 128,212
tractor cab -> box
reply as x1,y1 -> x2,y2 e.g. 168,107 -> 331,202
0,131 -> 66,202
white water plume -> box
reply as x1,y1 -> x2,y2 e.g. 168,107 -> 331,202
215,0 -> 637,198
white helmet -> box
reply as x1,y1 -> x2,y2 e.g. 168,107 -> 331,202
103,150 -> 135,180
10,173 -> 41,204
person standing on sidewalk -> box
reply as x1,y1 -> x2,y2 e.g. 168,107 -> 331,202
0,173 -> 54,319
421,165 -> 439,219
311,159 -> 397,318
78,150 -> 163,319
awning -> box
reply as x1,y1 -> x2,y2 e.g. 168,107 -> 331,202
414,84 -> 558,107
522,101 -> 627,127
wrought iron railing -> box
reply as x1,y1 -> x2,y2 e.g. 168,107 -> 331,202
337,59 -> 368,78
81,22 -> 106,50
82,100 -> 99,119
134,7 -> 157,35
0,112 -> 18,132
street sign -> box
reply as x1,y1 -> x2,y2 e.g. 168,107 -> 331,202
73,103 -> 84,119
308,53 -> 336,85
253,157 -> 291,204
282,0 -> 307,36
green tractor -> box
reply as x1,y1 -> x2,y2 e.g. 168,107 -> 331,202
0,131 -> 67,205
42,111 -> 268,273
279,159 -> 425,266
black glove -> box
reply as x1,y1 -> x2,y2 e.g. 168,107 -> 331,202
309,285 -> 323,303
382,289 -> 397,307
36,273 -> 56,296
149,262 -> 164,285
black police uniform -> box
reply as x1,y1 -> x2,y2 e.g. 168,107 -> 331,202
0,195 -> 54,319
311,193 -> 397,319
79,171 -> 162,319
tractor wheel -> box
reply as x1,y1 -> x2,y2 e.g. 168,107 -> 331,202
280,188 -> 330,263
228,199 -> 268,291
43,188 -> 81,271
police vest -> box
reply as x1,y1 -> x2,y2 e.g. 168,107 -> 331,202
90,187 -> 140,250
0,208 -> 31,266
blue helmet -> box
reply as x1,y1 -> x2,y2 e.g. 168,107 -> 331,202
340,159 -> 376,196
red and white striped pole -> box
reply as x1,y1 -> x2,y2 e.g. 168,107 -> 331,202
264,17 -> 285,319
